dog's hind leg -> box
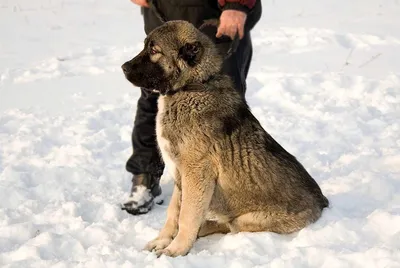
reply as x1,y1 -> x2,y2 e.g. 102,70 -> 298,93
230,209 -> 319,234
144,183 -> 181,252
198,220 -> 230,237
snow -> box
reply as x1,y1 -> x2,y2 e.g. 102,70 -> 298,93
1,0 -> 399,267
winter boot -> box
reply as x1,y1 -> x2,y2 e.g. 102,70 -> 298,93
121,173 -> 163,215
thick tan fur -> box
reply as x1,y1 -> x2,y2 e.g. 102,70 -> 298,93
122,20 -> 329,257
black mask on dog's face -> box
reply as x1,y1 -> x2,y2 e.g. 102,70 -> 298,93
121,49 -> 170,94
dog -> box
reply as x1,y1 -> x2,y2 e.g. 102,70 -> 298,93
122,20 -> 329,257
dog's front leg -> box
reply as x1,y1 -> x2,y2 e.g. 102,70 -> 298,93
144,184 -> 181,252
157,164 -> 216,257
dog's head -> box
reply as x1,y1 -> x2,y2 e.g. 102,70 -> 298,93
122,20 -> 223,95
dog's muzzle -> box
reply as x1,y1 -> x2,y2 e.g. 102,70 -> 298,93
121,62 -> 132,75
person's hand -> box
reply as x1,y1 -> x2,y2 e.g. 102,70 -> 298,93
130,0 -> 149,8
216,10 -> 247,40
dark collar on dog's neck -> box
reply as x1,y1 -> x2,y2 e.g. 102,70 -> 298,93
159,85 -> 202,96
159,75 -> 215,96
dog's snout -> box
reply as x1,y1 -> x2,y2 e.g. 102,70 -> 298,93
121,62 -> 132,74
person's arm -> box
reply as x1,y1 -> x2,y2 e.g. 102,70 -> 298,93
217,0 -> 257,40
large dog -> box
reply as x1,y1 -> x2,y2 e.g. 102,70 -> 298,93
122,20 -> 329,257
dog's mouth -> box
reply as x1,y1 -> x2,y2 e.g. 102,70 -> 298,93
124,77 -> 164,95
123,72 -> 152,90
122,59 -> 171,95
143,87 -> 160,94
132,85 -> 165,96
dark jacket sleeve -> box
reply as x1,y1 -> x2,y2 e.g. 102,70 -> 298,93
218,0 -> 262,31
218,0 -> 257,14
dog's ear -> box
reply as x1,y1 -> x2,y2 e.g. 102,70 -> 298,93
179,41 -> 203,67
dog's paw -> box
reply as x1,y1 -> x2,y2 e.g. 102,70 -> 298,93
155,242 -> 190,258
144,237 -> 173,252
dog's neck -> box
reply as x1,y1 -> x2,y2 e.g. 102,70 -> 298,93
159,75 -> 216,96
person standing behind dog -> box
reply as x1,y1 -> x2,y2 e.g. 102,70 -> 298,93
122,0 -> 262,215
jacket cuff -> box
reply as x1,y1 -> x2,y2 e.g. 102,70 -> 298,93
221,2 -> 250,14
218,0 -> 256,13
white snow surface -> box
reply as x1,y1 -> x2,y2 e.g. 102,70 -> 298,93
1,0 -> 400,267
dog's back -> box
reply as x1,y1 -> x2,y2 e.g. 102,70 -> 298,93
158,72 -> 329,234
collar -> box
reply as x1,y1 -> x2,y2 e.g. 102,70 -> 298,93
159,75 -> 215,96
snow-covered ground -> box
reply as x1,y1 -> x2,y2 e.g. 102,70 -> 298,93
1,0 -> 399,267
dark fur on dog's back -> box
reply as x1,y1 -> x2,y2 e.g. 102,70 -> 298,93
160,73 -> 328,225
122,20 -> 329,257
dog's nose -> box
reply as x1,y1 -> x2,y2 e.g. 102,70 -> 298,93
121,62 -> 132,74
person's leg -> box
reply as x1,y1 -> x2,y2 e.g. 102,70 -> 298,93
126,89 -> 164,176
122,89 -> 164,215
220,33 -> 253,96
121,5 -> 167,215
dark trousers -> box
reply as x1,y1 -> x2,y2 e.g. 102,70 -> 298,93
125,26 -> 253,177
